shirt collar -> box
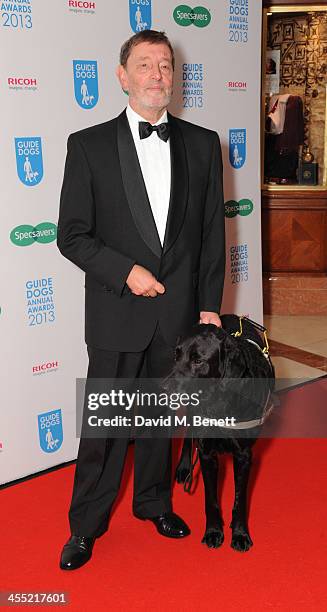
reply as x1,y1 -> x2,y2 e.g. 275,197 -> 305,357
126,104 -> 168,140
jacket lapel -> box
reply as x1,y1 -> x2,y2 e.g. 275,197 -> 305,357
162,112 -> 189,255
117,110 -> 162,259
117,109 -> 189,259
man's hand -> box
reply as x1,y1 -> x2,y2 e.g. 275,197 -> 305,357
126,264 -> 165,297
199,311 -> 222,327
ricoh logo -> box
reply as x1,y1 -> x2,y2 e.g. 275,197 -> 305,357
32,361 -> 59,376
8,77 -> 37,91
173,5 -> 211,28
1,0 -> 32,30
227,80 -> 247,92
68,0 -> 96,13
129,0 -> 151,33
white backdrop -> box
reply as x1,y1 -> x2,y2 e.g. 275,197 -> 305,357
0,0 -> 262,484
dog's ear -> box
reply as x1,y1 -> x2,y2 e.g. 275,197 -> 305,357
218,335 -> 247,378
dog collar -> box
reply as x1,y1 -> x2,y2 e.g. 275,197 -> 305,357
223,390 -> 273,430
245,338 -> 270,359
223,338 -> 274,429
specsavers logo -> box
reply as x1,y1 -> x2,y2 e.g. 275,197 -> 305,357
225,199 -> 253,218
173,5 -> 211,27
10,222 -> 57,246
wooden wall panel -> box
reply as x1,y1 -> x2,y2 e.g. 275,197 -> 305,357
263,1 -> 320,6
262,191 -> 327,274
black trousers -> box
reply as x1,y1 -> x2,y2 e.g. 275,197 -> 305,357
69,322 -> 175,538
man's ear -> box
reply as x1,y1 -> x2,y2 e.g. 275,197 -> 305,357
116,65 -> 128,92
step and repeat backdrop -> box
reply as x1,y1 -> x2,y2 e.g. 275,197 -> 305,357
0,0 -> 262,484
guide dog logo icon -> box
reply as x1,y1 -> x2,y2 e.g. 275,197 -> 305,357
38,409 -> 63,453
73,60 -> 99,109
15,137 -> 43,186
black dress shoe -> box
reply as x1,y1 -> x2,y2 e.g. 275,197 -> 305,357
60,535 -> 95,570
137,512 -> 191,538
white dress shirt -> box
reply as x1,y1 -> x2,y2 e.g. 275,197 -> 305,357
126,104 -> 171,246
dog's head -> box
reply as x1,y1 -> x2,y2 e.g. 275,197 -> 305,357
162,323 -> 274,428
162,323 -> 248,394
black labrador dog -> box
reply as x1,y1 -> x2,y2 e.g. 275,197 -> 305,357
163,314 -> 275,552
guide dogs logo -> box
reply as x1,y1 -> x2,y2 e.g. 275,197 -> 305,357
73,60 -> 98,109
230,243 -> 249,284
173,5 -> 211,27
229,129 -> 246,168
225,199 -> 253,218
129,0 -> 151,32
1,0 -> 32,30
38,409 -> 63,453
15,137 -> 43,186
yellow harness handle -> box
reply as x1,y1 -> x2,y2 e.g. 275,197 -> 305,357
231,315 -> 270,356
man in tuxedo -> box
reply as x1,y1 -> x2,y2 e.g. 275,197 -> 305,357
58,30 -> 225,570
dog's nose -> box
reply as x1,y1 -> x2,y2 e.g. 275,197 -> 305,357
161,371 -> 186,392
161,373 -> 174,391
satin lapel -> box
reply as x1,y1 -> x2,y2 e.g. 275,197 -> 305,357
117,110 -> 162,259
162,113 -> 189,256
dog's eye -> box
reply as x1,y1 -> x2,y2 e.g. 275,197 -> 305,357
174,347 -> 182,362
190,351 -> 202,365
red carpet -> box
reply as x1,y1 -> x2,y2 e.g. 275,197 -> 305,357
1,379 -> 327,611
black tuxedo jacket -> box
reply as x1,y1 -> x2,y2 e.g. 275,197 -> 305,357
57,109 -> 225,351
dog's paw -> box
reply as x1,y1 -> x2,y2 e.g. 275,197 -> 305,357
175,465 -> 190,484
230,531 -> 253,553
201,528 -> 224,549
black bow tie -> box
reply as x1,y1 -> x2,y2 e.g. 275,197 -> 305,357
139,121 -> 170,142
